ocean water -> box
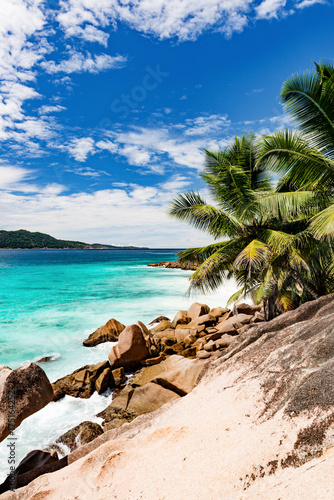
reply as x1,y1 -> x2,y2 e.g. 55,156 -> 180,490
0,249 -> 239,481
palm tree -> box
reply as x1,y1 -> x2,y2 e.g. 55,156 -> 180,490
256,61 -> 334,237
169,134 -> 324,319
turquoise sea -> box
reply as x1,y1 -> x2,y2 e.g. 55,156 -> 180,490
0,249 -> 239,480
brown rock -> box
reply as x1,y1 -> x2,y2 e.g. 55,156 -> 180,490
141,355 -> 166,366
96,407 -> 136,430
175,328 -> 198,343
148,316 -> 170,326
203,340 -> 216,352
0,450 -> 63,495
250,311 -> 265,323
152,328 -> 176,341
95,367 -> 113,394
186,313 -> 216,329
136,321 -> 155,353
112,367 -> 126,387
187,302 -> 210,321
0,363 -> 53,443
163,343 -> 184,355
127,383 -> 180,415
52,361 -> 110,401
236,303 -> 262,315
209,307 -> 230,318
197,350 -> 211,359
172,310 -> 191,327
150,320 -> 175,334
184,334 -> 197,347
108,324 -> 150,370
237,324 -> 254,335
215,334 -> 235,349
180,347 -> 197,358
56,421 -> 103,452
83,318 -> 125,347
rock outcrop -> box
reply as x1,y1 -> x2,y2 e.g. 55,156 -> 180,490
52,361 -> 112,401
7,294 -> 334,499
83,318 -> 125,347
108,324 -> 149,370
56,421 -> 103,452
148,261 -> 198,270
0,363 -> 53,443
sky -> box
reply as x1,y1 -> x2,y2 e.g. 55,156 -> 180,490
0,0 -> 334,247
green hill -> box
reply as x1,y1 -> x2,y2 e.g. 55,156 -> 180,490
0,230 -> 145,249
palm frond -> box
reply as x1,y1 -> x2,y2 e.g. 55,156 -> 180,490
310,202 -> 334,238
169,192 -> 243,238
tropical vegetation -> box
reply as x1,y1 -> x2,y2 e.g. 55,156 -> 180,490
169,61 -> 334,319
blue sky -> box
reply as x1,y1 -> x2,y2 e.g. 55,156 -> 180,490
1,0 -> 334,247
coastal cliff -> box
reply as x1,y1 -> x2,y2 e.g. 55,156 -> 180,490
2,294 -> 334,499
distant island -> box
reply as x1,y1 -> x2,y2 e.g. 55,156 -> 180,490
0,230 -> 146,250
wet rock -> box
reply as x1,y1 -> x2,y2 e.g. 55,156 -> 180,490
56,421 -> 103,452
96,407 -> 137,431
83,318 -> 126,347
0,363 -> 53,442
112,367 -> 126,387
52,361 -> 111,401
0,450 -> 65,494
95,367 -> 113,394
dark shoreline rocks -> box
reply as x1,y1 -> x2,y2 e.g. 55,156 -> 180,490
148,261 -> 198,270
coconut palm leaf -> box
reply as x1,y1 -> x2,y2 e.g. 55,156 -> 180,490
169,192 -> 243,238
280,67 -> 334,158
226,287 -> 245,306
310,203 -> 334,237
257,129 -> 334,189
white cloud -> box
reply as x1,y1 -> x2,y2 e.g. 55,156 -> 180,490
183,114 -> 230,136
66,137 -> 95,162
38,105 -> 66,115
256,0 -> 287,19
96,113 -> 234,172
42,51 -> 127,74
65,166 -> 110,178
296,0 -> 325,8
57,0 -> 254,42
0,165 -> 32,189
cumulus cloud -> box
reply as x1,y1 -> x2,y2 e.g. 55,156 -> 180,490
66,137 -> 95,162
296,0 -> 325,8
38,105 -> 66,115
42,51 -> 127,74
56,0 -> 259,41
256,0 -> 287,19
